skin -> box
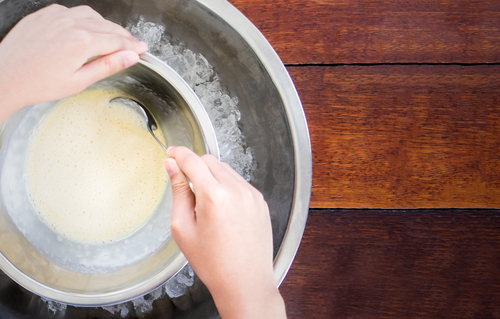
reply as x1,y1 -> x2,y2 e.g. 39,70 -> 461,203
0,4 -> 147,123
0,4 -> 287,318
165,148 -> 286,319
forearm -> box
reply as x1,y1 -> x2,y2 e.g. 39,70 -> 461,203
0,71 -> 25,124
211,282 -> 287,319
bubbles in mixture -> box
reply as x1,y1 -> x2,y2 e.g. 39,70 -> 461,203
26,89 -> 168,245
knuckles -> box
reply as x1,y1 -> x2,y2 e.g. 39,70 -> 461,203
235,186 -> 255,201
205,187 -> 229,205
200,154 -> 216,162
182,154 -> 201,169
56,17 -> 79,31
72,29 -> 93,51
171,181 -> 192,197
102,56 -> 121,77
252,189 -> 265,203
204,183 -> 259,206
219,162 -> 233,171
75,5 -> 95,14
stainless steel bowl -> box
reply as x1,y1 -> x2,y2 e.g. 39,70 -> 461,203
0,53 -> 219,306
0,0 -> 312,317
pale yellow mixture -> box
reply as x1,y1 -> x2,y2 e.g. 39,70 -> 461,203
26,89 -> 168,244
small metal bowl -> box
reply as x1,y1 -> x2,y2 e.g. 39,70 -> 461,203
0,53 -> 219,306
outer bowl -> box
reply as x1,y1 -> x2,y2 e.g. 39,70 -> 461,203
0,53 -> 219,306
0,0 -> 312,317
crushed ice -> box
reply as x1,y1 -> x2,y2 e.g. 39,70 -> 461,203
41,298 -> 67,314
102,264 -> 196,317
127,17 -> 254,180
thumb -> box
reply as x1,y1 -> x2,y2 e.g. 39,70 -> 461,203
165,158 -> 196,242
76,50 -> 139,85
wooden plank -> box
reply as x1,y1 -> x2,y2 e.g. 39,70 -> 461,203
290,65 -> 500,208
280,209 -> 500,318
229,0 -> 500,64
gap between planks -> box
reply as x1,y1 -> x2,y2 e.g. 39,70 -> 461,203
286,62 -> 500,67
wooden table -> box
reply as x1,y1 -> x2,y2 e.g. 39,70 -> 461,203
229,0 -> 500,317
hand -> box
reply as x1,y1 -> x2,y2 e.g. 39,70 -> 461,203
0,4 -> 148,122
165,146 -> 286,319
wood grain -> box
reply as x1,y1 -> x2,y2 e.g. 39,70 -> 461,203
229,0 -> 500,64
290,65 -> 500,208
280,209 -> 500,318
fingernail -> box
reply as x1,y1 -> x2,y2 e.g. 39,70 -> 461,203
138,41 -> 148,50
131,36 -> 139,42
164,159 -> 176,176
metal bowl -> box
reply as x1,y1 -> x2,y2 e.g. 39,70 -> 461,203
0,53 -> 219,305
0,0 -> 312,317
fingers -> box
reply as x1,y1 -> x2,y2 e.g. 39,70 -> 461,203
165,158 -> 196,241
36,4 -> 103,20
200,154 -> 248,185
167,147 -> 218,190
86,33 -> 147,58
167,146 -> 251,189
43,4 -> 141,56
76,50 -> 139,86
65,5 -> 104,20
35,3 -> 67,15
76,19 -> 135,40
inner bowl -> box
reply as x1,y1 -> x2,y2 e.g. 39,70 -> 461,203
0,53 -> 219,306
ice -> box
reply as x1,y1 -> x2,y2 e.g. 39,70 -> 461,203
102,304 -> 130,317
41,298 -> 67,314
127,20 -> 165,54
101,265 -> 195,318
127,17 -> 254,180
164,264 -> 195,299
101,285 -> 164,318
131,295 -> 155,314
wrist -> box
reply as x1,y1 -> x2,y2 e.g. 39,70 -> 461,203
210,278 -> 286,319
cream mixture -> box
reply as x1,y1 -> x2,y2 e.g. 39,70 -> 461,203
26,89 -> 168,245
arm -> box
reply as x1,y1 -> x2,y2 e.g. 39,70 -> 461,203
165,146 -> 287,319
0,4 -> 148,124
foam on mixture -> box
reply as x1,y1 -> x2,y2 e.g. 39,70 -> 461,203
26,89 -> 168,244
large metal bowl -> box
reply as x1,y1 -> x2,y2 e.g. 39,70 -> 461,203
0,0 -> 312,317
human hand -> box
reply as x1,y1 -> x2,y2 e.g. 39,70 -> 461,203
0,4 -> 147,120
165,146 -> 286,319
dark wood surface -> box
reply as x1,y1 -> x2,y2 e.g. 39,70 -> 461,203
279,210 -> 500,318
291,65 -> 500,208
227,0 -> 500,317
230,0 -> 500,64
